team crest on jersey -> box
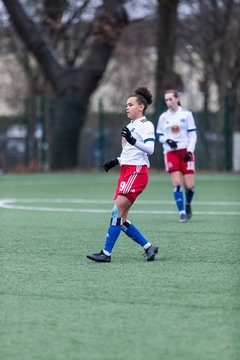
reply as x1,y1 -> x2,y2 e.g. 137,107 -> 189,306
180,118 -> 186,122
130,128 -> 135,132
171,125 -> 180,133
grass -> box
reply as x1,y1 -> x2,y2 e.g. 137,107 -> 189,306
0,171 -> 240,360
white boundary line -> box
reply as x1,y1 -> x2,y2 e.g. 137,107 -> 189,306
1,198 -> 240,206
0,198 -> 240,216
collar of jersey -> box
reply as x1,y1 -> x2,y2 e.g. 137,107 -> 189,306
131,116 -> 146,123
168,106 -> 182,114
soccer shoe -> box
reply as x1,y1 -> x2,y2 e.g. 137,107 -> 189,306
86,250 -> 111,262
179,213 -> 187,223
186,204 -> 192,220
144,245 -> 159,261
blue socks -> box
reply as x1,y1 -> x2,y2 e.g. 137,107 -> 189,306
121,220 -> 150,248
173,186 -> 185,213
104,218 -> 151,255
173,186 -> 195,213
103,218 -> 122,255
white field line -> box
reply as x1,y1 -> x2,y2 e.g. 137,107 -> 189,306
1,205 -> 240,216
0,198 -> 240,206
0,198 -> 240,216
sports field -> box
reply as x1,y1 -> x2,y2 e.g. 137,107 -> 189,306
0,171 -> 239,360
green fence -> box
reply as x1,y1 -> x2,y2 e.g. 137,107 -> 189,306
0,94 -> 238,172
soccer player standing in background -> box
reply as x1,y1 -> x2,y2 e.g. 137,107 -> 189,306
87,86 -> 158,262
156,90 -> 197,222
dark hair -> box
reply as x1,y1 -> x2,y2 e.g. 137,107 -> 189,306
164,89 -> 181,106
131,86 -> 153,114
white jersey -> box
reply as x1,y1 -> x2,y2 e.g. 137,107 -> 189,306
118,117 -> 155,167
156,106 -> 197,154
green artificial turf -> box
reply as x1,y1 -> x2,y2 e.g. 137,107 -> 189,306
0,171 -> 239,360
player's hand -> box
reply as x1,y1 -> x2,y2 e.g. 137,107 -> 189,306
121,127 -> 136,145
183,151 -> 192,162
166,139 -> 178,149
102,158 -> 119,172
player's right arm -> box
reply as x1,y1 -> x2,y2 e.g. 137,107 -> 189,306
156,114 -> 167,144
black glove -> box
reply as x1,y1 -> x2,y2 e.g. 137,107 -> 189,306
102,158 -> 119,172
121,126 -> 136,145
183,151 -> 192,162
166,139 -> 178,150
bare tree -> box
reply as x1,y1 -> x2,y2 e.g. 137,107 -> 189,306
178,0 -> 240,168
1,0 -> 128,169
155,0 -> 181,115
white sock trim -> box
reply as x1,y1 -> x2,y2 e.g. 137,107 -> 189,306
143,242 -> 151,250
103,250 -> 111,256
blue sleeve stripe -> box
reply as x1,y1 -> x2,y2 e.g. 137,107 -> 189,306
144,138 -> 155,143
156,132 -> 163,136
188,128 -> 196,132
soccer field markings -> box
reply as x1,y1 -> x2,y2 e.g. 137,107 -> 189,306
0,198 -> 240,216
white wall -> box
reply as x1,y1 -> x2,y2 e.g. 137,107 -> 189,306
233,132 -> 240,172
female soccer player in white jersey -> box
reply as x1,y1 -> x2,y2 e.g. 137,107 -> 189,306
156,89 -> 197,222
87,87 -> 158,263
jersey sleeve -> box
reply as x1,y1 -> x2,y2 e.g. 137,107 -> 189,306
134,140 -> 155,155
141,121 -> 155,142
134,121 -> 155,155
156,114 -> 166,144
187,111 -> 197,153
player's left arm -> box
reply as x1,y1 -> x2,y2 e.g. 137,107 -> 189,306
134,122 -> 155,155
186,111 -> 197,154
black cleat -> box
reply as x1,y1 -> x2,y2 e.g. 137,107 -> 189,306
144,245 -> 159,261
186,204 -> 192,220
179,213 -> 187,223
86,250 -> 111,263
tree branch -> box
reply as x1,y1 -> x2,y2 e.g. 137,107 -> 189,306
2,0 -> 65,92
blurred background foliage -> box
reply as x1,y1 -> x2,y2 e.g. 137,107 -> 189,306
0,0 -> 239,172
